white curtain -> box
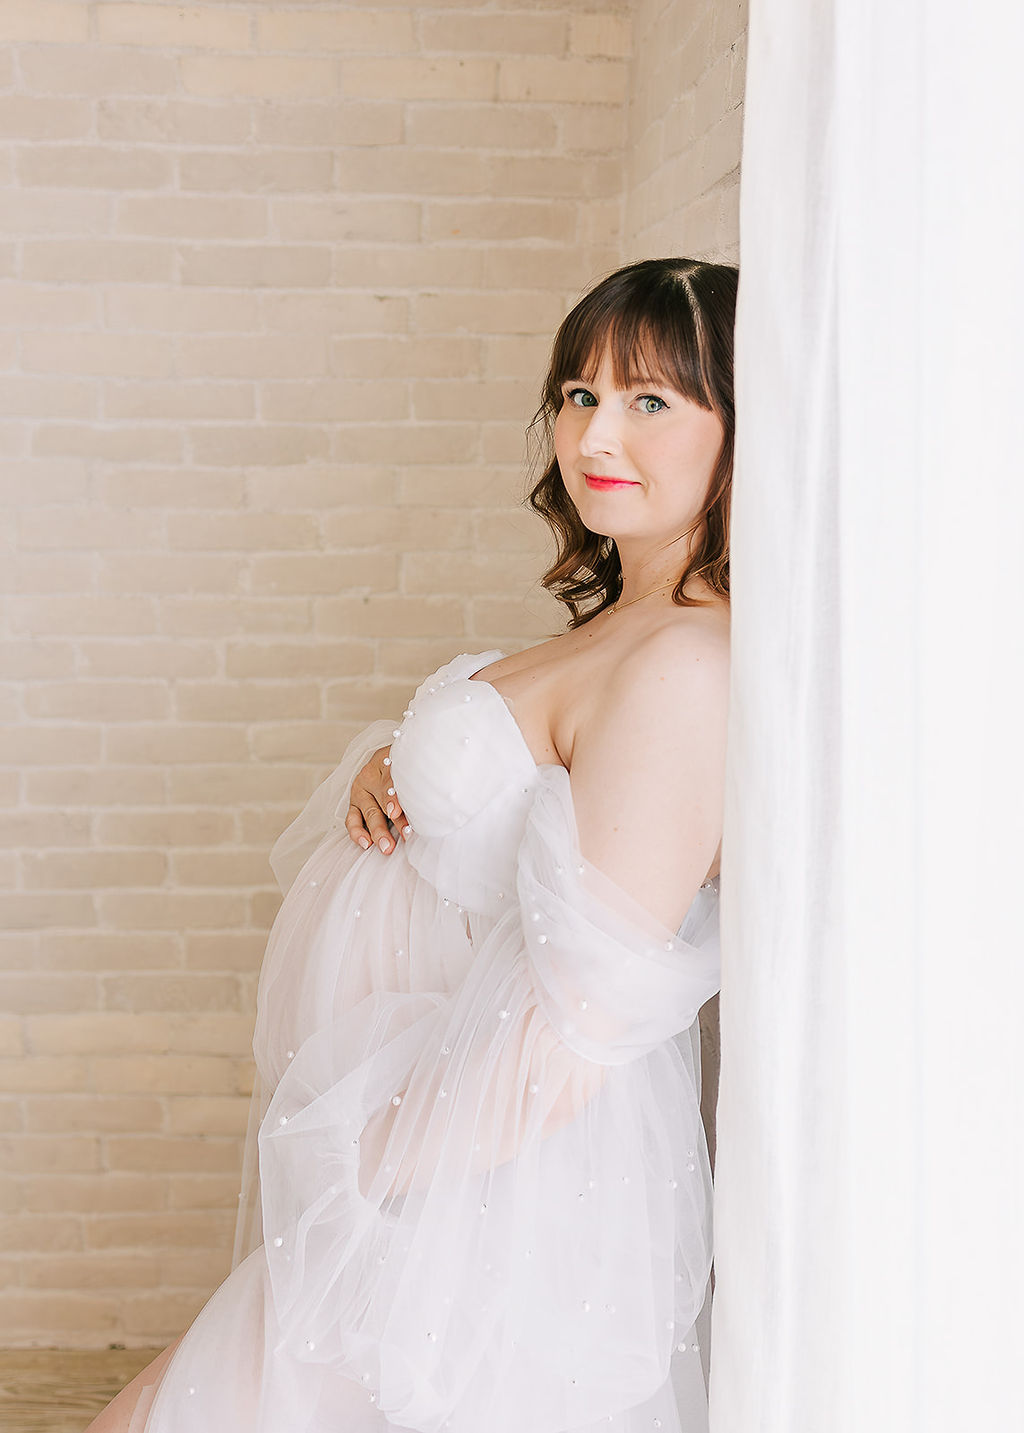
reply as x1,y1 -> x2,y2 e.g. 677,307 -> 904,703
710,1 -> 1024,1429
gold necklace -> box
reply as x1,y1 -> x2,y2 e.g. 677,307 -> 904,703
608,579 -> 677,615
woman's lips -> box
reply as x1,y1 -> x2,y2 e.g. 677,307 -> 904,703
584,474 -> 639,490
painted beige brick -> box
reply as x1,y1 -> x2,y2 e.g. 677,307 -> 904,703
17,144 -> 172,190
180,242 -> 331,288
0,1293 -> 119,1339
330,335 -> 480,380
95,890 -> 248,932
33,424 -> 182,464
499,56 -> 627,104
166,1014 -> 254,1056
0,1024 -> 24,1064
0,640 -> 76,680
19,46 -> 178,96
412,377 -> 533,422
561,101 -> 628,153
167,1096 -> 250,1136
104,287 -> 260,333
104,724 -> 248,766
96,3 -> 251,49
1,725 -> 101,764
0,974 -> 97,1014
260,378 -> 408,423
0,1055 -> 91,1092
422,198 -> 576,242
33,931 -> 178,974
0,95 -> 93,140
19,507 -> 162,550
406,103 -> 558,152
99,552 -> 244,594
190,424 -> 330,467
335,146 -> 491,196
105,1137 -> 240,1174
0,1214 -> 81,1252
258,8 -> 414,53
22,849 -> 168,890
20,1252 -> 164,1289
403,549 -> 539,596
224,641 -> 373,680
178,333 -> 326,381
166,1173 -> 241,1209
397,463 -> 519,508
0,1134 -> 101,1174
98,97 -> 252,145
413,290 -> 565,336
314,596 -> 465,640
329,422 -> 477,466
180,149 -> 333,193
96,461 -> 246,510
159,1248 -> 232,1287
320,506 -> 474,552
0,378 -> 96,421
0,458 -> 90,506
276,197 -> 420,243
184,930 -> 267,972
174,681 -> 319,722
570,11 -> 632,57
23,1171 -> 164,1215
246,552 -> 395,596
22,680 -> 168,721
333,244 -> 483,289
23,239 -> 175,283
89,1055 -> 242,1096
248,721 -> 367,764
0,1 -> 88,42
0,281 -> 98,327
103,382 -> 255,422
29,1013 -> 179,1055
85,1210 -> 234,1249
116,195 -> 268,240
244,463 -> 397,508
79,641 -> 216,680
166,511 -> 318,551
182,54 -> 335,99
95,810 -> 236,847
342,57 -> 496,102
25,1096 -> 164,1133
254,101 -> 404,148
121,1289 -> 212,1336
24,767 -> 166,808
158,596 -> 308,639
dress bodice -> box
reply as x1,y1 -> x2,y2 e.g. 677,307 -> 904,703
388,649 -> 720,942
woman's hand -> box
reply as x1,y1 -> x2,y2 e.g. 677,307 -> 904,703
344,745 -> 411,854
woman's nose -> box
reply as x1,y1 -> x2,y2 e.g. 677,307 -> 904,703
578,403 -> 622,455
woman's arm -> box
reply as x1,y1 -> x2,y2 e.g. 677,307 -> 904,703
569,622 -> 729,932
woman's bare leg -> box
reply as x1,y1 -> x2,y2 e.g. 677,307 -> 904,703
82,1335 -> 184,1433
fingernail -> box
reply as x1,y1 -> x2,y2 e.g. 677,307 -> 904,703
386,802 -> 395,817
402,825 -> 411,837
379,837 -> 391,852
358,836 -> 370,850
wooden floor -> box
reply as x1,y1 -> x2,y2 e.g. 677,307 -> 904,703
0,1349 -> 162,1433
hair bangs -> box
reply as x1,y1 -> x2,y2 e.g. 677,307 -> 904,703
548,273 -> 712,410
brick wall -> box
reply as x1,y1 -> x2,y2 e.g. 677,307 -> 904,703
1,0 -> 744,1347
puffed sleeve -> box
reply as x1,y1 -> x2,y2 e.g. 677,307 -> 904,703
258,765 -> 720,1433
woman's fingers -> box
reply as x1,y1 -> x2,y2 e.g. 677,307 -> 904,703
344,746 -> 412,854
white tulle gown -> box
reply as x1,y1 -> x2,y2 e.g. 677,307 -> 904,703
128,649 -> 722,1433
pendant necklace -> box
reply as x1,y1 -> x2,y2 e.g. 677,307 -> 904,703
608,579 -> 677,615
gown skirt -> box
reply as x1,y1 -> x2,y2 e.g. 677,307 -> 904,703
127,650 -> 722,1433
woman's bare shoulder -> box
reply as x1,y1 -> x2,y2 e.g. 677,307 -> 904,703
610,604 -> 731,700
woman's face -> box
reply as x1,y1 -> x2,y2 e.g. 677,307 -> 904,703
553,346 -> 725,547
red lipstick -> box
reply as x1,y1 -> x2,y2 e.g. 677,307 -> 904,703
584,474 -> 638,490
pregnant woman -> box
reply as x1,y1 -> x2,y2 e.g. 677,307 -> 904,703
86,254 -> 737,1433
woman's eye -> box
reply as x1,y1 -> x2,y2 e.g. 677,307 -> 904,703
637,394 -> 668,413
566,387 -> 598,408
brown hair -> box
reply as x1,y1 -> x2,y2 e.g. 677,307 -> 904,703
526,256 -> 738,628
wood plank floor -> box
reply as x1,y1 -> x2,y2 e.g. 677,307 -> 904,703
0,1349 -> 162,1433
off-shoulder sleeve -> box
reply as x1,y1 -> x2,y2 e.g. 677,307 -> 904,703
259,765 -> 720,1433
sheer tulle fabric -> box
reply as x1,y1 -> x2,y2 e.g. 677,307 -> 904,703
135,651 -> 721,1433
